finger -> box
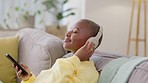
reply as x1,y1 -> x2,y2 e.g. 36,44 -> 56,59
20,63 -> 26,68
20,63 -> 30,73
17,70 -> 22,78
20,62 -> 24,66
90,42 -> 95,47
87,43 -> 92,50
85,41 -> 89,44
84,41 -> 89,47
90,43 -> 95,51
87,42 -> 94,49
15,66 -> 19,72
87,42 -> 95,52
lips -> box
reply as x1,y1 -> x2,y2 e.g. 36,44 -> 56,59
64,38 -> 71,43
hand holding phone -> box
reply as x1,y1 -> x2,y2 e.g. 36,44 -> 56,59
5,54 -> 28,75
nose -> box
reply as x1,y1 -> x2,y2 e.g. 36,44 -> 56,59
65,31 -> 71,37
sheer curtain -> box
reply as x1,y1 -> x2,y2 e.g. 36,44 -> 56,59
0,0 -> 18,29
0,0 -> 46,29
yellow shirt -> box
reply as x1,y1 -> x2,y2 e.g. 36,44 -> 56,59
21,55 -> 99,83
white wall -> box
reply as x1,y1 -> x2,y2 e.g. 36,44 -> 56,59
85,0 -> 148,56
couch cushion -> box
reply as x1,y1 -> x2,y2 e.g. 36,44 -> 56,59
91,50 -> 148,83
128,60 -> 148,83
17,28 -> 66,77
91,50 -> 127,72
0,36 -> 18,83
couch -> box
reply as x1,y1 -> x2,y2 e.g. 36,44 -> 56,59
0,28 -> 148,83
0,28 -> 66,83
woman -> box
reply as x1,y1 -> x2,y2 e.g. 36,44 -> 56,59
14,19 -> 103,83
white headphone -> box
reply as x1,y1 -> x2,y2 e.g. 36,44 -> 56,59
87,26 -> 103,49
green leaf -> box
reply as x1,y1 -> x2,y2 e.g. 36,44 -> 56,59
64,12 -> 75,18
63,0 -> 69,4
43,1 -> 54,7
57,12 -> 63,20
15,7 -> 20,11
36,10 -> 41,15
42,0 -> 57,11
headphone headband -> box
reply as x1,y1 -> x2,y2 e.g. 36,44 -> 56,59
87,26 -> 103,49
95,26 -> 103,40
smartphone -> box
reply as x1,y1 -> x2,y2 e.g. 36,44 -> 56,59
5,54 -> 28,75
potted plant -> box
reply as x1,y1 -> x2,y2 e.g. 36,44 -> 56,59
1,0 -> 41,29
42,0 -> 75,29
14,1 -> 41,28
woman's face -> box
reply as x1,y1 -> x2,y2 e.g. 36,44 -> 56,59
63,21 -> 92,53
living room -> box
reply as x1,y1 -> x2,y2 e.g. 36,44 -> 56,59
0,0 -> 148,83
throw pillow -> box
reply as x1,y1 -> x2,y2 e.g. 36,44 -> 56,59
0,36 -> 18,83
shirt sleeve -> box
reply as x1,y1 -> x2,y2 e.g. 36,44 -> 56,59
53,55 -> 98,83
66,55 -> 81,68
21,73 -> 36,83
44,55 -> 81,83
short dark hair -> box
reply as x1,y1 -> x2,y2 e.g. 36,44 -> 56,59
80,19 -> 103,47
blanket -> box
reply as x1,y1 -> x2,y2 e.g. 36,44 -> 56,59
99,57 -> 148,83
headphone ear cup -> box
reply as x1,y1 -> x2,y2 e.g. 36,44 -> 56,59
87,37 -> 99,49
87,26 -> 103,49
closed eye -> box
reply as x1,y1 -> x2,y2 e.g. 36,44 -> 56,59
72,28 -> 79,33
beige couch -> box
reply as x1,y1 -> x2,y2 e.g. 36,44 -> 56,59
2,28 -> 148,83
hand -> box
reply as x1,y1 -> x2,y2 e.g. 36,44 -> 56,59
75,41 -> 95,61
12,63 -> 32,81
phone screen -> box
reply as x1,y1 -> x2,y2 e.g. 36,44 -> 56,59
5,54 -> 28,75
